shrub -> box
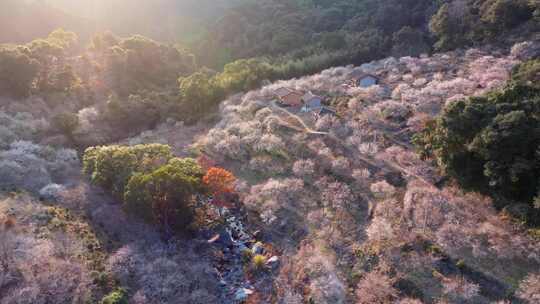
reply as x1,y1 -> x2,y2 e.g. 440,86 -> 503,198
51,112 -> 79,138
512,59 -> 540,89
252,254 -> 267,271
82,144 -> 172,197
124,158 -> 203,233
202,167 -> 236,197
101,288 -> 129,304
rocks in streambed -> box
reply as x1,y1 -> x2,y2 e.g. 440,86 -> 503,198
235,288 -> 254,301
206,206 -> 279,303
251,242 -> 264,255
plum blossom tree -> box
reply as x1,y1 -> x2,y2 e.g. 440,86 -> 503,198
107,241 -> 219,304
331,157 -> 351,177
366,217 -> 395,242
370,180 -> 396,199
355,271 -> 398,304
0,141 -> 78,193
517,273 -> 540,303
441,276 -> 480,302
292,159 -> 315,179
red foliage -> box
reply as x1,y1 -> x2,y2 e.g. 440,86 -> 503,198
203,167 -> 237,209
203,167 -> 237,198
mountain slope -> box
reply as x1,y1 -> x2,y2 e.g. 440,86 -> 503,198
185,41 -> 539,303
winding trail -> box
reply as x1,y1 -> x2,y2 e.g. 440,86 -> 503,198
269,101 -> 329,135
269,101 -> 436,189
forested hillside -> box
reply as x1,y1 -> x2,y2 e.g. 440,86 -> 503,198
0,1 -> 539,303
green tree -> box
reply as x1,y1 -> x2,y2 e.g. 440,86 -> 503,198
51,112 -> 80,138
319,32 -> 346,50
217,58 -> 273,93
178,71 -> 224,120
480,0 -> 533,32
100,288 -> 128,304
47,28 -> 79,52
103,94 -> 160,133
511,59 -> 540,89
89,31 -> 119,54
414,76 -> 540,225
392,26 -> 430,57
429,3 -> 468,51
124,158 -> 204,233
0,46 -> 39,98
83,144 -> 173,198
50,64 -> 80,93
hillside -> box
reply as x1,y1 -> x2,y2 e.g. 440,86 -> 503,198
0,2 -> 539,303
92,41 -> 540,303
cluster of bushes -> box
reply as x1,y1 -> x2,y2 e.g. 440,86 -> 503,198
0,28 -> 81,98
82,144 -> 199,234
82,144 -> 235,234
414,60 -> 540,225
0,141 -> 78,193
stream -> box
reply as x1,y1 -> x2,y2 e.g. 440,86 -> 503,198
208,206 -> 265,303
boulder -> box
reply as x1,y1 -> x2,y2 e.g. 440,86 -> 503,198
235,288 -> 254,301
266,256 -> 280,269
251,242 -> 264,255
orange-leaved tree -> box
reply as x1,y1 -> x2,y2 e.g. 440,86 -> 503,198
203,167 -> 236,198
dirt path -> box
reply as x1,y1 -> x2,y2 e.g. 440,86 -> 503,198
268,101 -> 435,188
269,101 -> 329,135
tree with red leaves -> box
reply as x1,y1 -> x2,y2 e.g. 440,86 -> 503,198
203,167 -> 236,195
203,167 -> 237,208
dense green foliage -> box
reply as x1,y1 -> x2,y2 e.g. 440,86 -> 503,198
82,144 -> 173,198
429,0 -> 536,50
0,46 -> 39,98
0,28 -> 81,98
511,59 -> 540,89
95,34 -> 196,95
83,144 -> 206,233
124,158 -> 204,233
414,63 -> 540,225
196,0 -> 436,68
103,94 -> 162,134
51,112 -> 80,138
100,288 -> 128,304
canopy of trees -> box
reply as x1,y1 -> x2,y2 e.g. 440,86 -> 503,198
82,144 -> 173,198
429,0 -> 536,50
124,158 -> 204,234
0,46 -> 39,98
82,144 -> 235,234
414,62 -> 540,225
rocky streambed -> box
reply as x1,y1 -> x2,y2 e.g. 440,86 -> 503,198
205,206 -> 280,303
